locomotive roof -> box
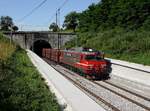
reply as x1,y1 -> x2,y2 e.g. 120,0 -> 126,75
63,50 -> 95,54
62,47 -> 101,55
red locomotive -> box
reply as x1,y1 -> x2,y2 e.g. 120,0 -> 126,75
42,47 -> 110,79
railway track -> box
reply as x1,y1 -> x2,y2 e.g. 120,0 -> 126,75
52,65 -> 120,111
93,81 -> 150,111
103,80 -> 150,101
44,59 -> 119,111
44,58 -> 150,111
108,75 -> 150,99
63,67 -> 150,111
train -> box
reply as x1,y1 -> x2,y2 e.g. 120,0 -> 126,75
42,47 -> 111,79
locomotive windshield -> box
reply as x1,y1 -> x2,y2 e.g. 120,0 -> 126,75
85,55 -> 102,61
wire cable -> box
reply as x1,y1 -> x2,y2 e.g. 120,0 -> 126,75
17,0 -> 68,30
18,0 -> 48,22
58,0 -> 69,10
47,0 -> 69,24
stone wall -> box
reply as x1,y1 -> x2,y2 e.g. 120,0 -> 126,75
4,31 -> 76,49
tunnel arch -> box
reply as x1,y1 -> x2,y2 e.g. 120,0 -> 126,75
31,40 -> 51,56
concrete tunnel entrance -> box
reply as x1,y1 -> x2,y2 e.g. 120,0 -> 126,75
31,40 -> 51,57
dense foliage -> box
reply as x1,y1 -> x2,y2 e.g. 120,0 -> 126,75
64,0 -> 150,65
0,33 -> 16,61
0,16 -> 18,31
0,34 -> 60,111
63,11 -> 79,32
49,22 -> 59,32
78,0 -> 150,31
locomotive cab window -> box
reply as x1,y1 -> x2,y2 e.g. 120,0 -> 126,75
85,55 -> 102,61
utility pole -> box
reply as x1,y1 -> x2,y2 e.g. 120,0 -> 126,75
56,8 -> 61,50
56,11 -> 58,28
57,8 -> 61,49
56,10 -> 59,50
55,0 -> 69,49
10,25 -> 13,44
57,8 -> 60,29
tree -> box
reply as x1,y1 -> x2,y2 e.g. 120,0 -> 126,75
63,11 -> 79,32
12,26 -> 18,32
76,0 -> 150,31
78,3 -> 101,32
0,16 -> 14,31
49,22 -> 59,32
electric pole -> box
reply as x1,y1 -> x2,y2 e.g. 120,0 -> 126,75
56,11 -> 58,28
56,8 -> 61,50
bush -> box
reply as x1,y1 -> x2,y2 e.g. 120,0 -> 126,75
0,33 -> 16,61
0,38 -> 60,111
64,28 -> 150,65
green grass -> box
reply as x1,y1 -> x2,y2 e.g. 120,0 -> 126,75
110,52 -> 150,65
64,28 -> 150,65
0,34 -> 60,111
0,33 -> 16,61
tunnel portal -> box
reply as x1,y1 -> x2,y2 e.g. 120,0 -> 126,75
31,40 -> 51,57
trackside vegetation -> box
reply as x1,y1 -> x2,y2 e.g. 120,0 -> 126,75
0,33 -> 16,61
0,33 -> 60,111
64,0 -> 150,65
65,28 -> 150,65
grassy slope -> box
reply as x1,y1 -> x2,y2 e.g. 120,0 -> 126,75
0,33 -> 16,61
64,28 -> 150,65
0,33 -> 60,111
63,0 -> 150,65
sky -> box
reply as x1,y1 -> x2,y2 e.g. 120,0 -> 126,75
0,0 -> 99,31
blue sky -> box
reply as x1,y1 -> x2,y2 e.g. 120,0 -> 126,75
0,0 -> 99,31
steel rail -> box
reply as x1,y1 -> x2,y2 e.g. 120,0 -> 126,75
43,58 -> 120,111
63,68 -> 150,110
112,63 -> 150,74
44,58 -> 150,111
93,81 -> 150,111
104,80 -> 150,101
51,65 -> 120,111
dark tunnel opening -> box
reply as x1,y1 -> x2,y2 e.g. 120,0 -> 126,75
31,40 -> 51,57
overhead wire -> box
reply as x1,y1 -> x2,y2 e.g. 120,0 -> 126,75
18,0 -> 48,22
58,0 -> 69,10
46,0 -> 69,25
17,0 -> 69,30
57,0 -> 69,27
